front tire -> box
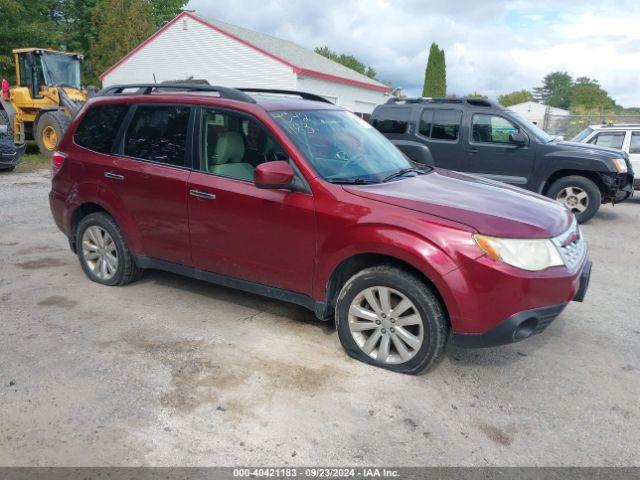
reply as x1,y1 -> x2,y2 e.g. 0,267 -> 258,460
335,266 -> 448,374
76,212 -> 141,286
547,175 -> 601,223
35,111 -> 70,157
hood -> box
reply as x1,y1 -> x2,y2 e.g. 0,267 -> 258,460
553,140 -> 626,158
343,169 -> 573,238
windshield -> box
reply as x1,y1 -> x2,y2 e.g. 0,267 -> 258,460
509,111 -> 553,143
39,52 -> 81,89
270,110 -> 414,183
571,127 -> 594,143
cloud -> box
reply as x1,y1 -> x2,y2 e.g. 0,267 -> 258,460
186,0 -> 640,107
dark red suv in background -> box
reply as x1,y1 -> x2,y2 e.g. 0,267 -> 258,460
49,84 -> 591,374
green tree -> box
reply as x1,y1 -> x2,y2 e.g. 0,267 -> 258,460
533,72 -> 573,109
466,92 -> 488,99
314,46 -> 377,79
90,0 -> 155,78
422,42 -> 446,97
570,77 -> 616,112
498,89 -> 534,107
149,0 -> 187,28
0,0 -> 61,83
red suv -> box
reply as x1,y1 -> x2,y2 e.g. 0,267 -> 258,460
49,84 -> 591,374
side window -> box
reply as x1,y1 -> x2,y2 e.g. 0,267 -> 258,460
419,109 -> 461,141
587,132 -> 625,150
472,114 -> 520,144
200,108 -> 289,182
371,107 -> 410,134
74,104 -> 129,154
630,132 -> 640,154
124,105 -> 190,166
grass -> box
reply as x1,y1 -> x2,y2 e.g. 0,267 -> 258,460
15,142 -> 50,173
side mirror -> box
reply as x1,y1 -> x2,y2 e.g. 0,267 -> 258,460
509,131 -> 528,146
254,161 -> 295,189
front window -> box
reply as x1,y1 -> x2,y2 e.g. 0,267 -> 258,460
509,111 -> 553,143
270,110 -> 415,183
587,132 -> 626,150
39,52 -> 81,89
472,114 -> 521,144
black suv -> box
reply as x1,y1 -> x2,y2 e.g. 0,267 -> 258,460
370,98 -> 634,223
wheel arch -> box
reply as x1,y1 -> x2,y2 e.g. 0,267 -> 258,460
540,169 -> 605,196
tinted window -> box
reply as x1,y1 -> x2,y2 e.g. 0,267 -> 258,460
630,132 -> 640,154
472,114 -> 520,144
124,105 -> 190,166
200,108 -> 289,182
588,132 -> 625,150
371,107 -> 410,134
74,104 -> 129,154
419,109 -> 461,140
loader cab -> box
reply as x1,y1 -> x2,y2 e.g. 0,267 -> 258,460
15,49 -> 82,99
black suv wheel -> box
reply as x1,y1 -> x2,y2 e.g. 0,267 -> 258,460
547,176 -> 601,223
335,266 -> 448,374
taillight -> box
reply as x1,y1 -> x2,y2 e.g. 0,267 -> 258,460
52,151 -> 67,177
1,79 -> 9,100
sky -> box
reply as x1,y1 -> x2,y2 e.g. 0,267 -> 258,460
185,0 -> 640,107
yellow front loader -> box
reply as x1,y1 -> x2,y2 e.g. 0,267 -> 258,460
1,48 -> 93,160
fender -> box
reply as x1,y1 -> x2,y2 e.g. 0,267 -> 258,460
65,180 -> 145,256
313,223 -> 478,323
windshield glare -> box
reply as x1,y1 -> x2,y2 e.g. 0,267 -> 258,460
270,110 -> 412,183
509,111 -> 553,143
40,52 -> 81,89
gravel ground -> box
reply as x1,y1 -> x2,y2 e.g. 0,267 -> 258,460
1,169 -> 639,466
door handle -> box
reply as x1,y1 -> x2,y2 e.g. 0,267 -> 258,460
104,171 -> 124,181
466,147 -> 479,154
190,189 -> 216,200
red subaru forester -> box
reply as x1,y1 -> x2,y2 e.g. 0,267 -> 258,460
49,84 -> 591,374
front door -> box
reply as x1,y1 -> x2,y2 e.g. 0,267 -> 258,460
628,131 -> 640,180
464,113 -> 535,188
187,107 -> 316,295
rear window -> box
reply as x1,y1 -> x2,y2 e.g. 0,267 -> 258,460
419,109 -> 462,141
371,107 -> 410,134
124,105 -> 190,166
74,104 -> 129,153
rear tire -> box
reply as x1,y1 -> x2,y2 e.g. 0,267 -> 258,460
335,266 -> 448,374
35,111 -> 70,157
76,212 -> 142,286
547,175 -> 601,223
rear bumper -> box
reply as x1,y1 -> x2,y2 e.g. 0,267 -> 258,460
453,261 -> 591,348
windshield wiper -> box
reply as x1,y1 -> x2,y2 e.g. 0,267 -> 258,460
382,167 -> 424,183
328,178 -> 377,185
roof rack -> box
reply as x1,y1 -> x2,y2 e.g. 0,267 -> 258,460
386,97 -> 495,107
237,88 -> 333,104
96,83 -> 257,103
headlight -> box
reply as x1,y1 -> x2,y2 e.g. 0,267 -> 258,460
611,158 -> 627,173
474,234 -> 565,271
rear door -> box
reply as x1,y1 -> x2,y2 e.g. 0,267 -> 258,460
187,107 -> 316,295
415,108 -> 464,171
464,113 -> 534,187
106,104 -> 193,265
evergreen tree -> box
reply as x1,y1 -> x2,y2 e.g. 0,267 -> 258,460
90,0 -> 155,78
422,43 -> 446,97
533,72 -> 573,109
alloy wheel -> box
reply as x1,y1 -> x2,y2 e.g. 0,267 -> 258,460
82,226 -> 118,281
348,286 -> 424,364
556,186 -> 589,214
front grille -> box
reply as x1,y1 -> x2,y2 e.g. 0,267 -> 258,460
552,219 -> 587,271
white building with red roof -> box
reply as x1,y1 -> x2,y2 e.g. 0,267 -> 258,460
100,12 -> 391,116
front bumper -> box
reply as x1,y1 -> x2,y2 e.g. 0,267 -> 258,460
602,172 -> 634,203
453,260 -> 592,348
